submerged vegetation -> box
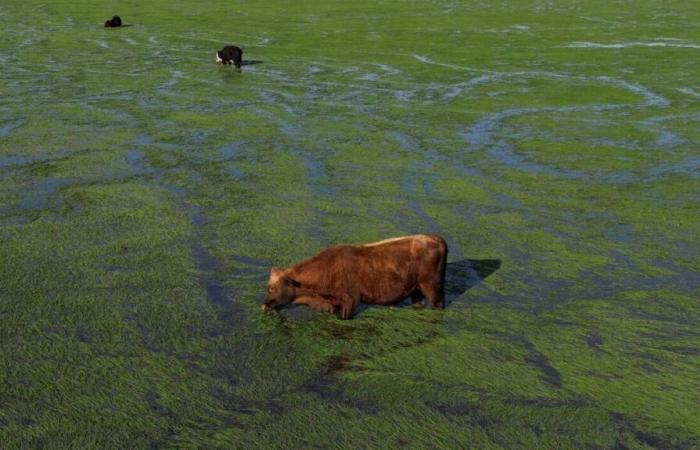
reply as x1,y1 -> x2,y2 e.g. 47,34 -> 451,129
1,0 -> 698,448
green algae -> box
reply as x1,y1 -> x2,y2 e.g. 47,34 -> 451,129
1,0 -> 699,448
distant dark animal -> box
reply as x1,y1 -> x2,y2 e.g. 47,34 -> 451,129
262,234 -> 447,319
216,45 -> 243,69
104,15 -> 122,27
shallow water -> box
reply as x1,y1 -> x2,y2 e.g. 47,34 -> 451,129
1,0 -> 699,448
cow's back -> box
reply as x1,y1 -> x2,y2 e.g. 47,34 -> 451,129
357,234 -> 446,302
289,235 -> 447,304
287,234 -> 446,305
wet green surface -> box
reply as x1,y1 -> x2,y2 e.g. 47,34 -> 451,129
1,0 -> 699,448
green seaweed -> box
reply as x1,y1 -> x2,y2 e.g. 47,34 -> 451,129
1,0 -> 699,448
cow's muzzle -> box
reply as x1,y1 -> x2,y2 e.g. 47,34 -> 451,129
261,296 -> 279,312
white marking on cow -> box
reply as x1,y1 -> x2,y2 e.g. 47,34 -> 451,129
362,235 -> 426,247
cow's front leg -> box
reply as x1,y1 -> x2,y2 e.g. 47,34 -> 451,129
292,296 -> 337,314
334,294 -> 360,320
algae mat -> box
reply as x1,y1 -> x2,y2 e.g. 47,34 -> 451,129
1,0 -> 699,448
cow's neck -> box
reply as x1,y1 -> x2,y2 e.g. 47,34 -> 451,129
294,283 -> 334,300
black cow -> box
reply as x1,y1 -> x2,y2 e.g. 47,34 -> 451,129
216,45 -> 243,69
104,15 -> 122,27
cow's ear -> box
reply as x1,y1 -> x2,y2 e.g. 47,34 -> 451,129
284,277 -> 301,288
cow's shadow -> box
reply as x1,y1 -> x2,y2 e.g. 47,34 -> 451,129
280,258 -> 501,321
397,258 -> 501,308
444,258 -> 501,305
241,60 -> 264,66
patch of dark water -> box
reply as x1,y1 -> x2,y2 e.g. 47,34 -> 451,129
441,73 -> 504,102
228,167 -> 245,180
305,205 -> 329,246
610,412 -> 697,449
578,246 -> 700,308
426,399 -> 491,428
192,242 -> 220,273
654,130 -> 685,147
18,177 -> 75,211
189,130 -> 209,145
462,94 -> 683,182
356,72 -> 379,82
650,260 -> 700,293
218,141 -> 247,160
0,120 -> 24,137
231,254 -> 267,268
84,91 -> 140,102
467,106 -> 583,148
585,331 -> 606,354
391,131 -> 421,153
465,102 -> 625,150
658,345 -> 700,356
504,396 -> 594,408
399,167 -> 443,236
0,155 -> 33,169
258,90 -> 297,116
0,214 -> 35,225
511,334 -> 562,388
649,156 -> 700,179
189,204 -> 208,228
126,149 -> 145,169
164,195 -> 249,332
125,148 -> 161,179
300,153 -> 339,198
464,109 -> 525,147
488,141 -> 586,179
191,238 -> 247,329
157,70 -> 184,92
79,102 -> 133,123
601,77 -> 670,108
394,90 -> 415,102
413,56 -> 670,109
408,198 -> 443,235
133,134 -> 152,146
303,355 -> 380,414
601,221 -> 635,244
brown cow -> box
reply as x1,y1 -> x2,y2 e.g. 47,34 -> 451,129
261,234 -> 447,319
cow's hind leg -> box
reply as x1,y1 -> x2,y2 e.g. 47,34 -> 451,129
419,281 -> 445,309
419,237 -> 447,309
411,290 -> 425,307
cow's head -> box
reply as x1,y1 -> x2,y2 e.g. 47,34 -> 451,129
262,267 -> 301,311
215,51 -> 223,63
